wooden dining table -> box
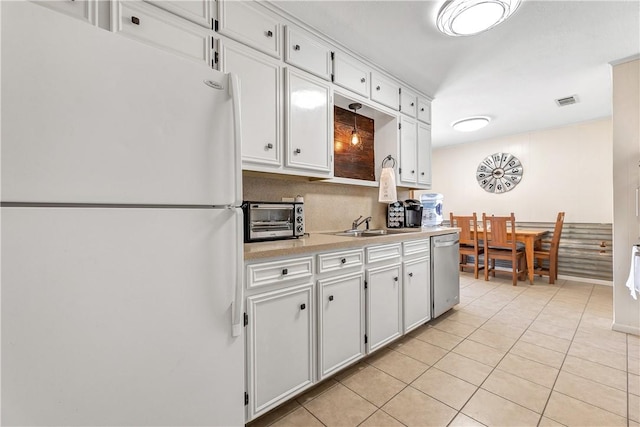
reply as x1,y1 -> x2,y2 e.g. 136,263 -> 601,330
473,228 -> 548,284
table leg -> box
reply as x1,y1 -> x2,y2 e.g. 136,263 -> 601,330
525,236 -> 535,284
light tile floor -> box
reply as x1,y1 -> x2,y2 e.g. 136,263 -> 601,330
248,273 -> 640,427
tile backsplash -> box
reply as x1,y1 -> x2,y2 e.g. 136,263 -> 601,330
243,172 -> 409,232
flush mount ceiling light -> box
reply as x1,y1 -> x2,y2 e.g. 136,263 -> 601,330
436,0 -> 521,36
452,116 -> 490,132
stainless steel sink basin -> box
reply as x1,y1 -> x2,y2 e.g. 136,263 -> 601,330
329,229 -> 409,237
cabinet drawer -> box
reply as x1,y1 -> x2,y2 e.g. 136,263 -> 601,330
403,239 -> 430,257
246,256 -> 313,290
113,1 -> 213,67
400,87 -> 418,118
366,243 -> 401,264
417,98 -> 431,124
217,1 -> 280,58
370,72 -> 400,111
333,52 -> 369,98
285,26 -> 332,81
35,0 -> 97,25
144,0 -> 214,29
317,249 -> 364,274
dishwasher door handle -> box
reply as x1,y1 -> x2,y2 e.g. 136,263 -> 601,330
434,239 -> 459,248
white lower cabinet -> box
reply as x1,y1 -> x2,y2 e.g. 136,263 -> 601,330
366,263 -> 403,352
403,256 -> 431,333
246,283 -> 315,420
318,272 -> 365,379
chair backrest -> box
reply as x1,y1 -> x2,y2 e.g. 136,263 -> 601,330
450,213 -> 479,246
482,212 -> 517,250
550,212 -> 565,256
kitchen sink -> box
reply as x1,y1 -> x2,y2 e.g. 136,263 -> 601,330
329,229 -> 411,237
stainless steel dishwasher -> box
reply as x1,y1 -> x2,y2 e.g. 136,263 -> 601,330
431,233 -> 460,318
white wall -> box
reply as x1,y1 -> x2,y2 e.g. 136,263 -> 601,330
426,119 -> 613,224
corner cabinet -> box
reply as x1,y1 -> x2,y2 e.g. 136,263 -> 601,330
285,68 -> 333,175
220,39 -> 282,169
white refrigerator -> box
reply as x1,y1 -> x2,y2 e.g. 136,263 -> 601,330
1,2 -> 245,426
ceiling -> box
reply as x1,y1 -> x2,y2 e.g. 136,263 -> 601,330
269,0 -> 640,148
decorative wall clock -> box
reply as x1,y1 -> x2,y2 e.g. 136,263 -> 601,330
476,152 -> 523,193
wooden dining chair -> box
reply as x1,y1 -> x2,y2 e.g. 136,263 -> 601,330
482,212 -> 526,286
534,212 -> 565,284
450,212 -> 484,279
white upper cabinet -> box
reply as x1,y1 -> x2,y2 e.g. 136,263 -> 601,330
112,1 -> 214,68
216,1 -> 281,58
417,122 -> 432,186
285,68 -> 333,175
371,72 -> 400,111
35,0 -> 97,25
144,0 -> 214,28
220,39 -> 281,169
417,97 -> 432,124
399,117 -> 418,185
400,86 -> 418,118
332,51 -> 370,98
284,26 -> 332,81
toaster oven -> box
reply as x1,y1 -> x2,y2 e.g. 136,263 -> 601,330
242,201 -> 305,242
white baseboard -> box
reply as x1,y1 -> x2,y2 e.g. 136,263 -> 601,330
612,322 -> 640,336
558,274 -> 613,287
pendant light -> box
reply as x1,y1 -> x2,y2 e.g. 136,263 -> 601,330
348,103 -> 364,150
436,0 -> 521,37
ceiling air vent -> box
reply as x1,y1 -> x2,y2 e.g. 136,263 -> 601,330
555,95 -> 578,107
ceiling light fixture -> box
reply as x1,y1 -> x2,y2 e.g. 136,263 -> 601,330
436,0 -> 521,36
452,116 -> 490,132
348,102 -> 364,150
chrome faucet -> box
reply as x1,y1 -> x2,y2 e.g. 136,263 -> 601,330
352,215 -> 372,230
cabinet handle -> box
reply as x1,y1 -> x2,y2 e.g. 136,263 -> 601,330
265,30 -> 273,38
293,44 -> 301,51
131,16 -> 140,25
266,143 -> 273,150
282,268 -> 288,275
408,272 -> 413,277
294,148 -> 301,154
376,86 -> 381,91
340,258 -> 347,264
393,277 -> 398,282
360,77 -> 366,83
300,303 -> 306,310
328,295 -> 334,302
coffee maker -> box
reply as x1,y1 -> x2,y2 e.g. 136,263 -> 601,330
404,199 -> 423,228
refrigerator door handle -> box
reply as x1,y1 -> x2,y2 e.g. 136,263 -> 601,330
229,73 -> 243,208
231,208 -> 244,337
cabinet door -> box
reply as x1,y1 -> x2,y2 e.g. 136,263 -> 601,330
217,1 -> 280,58
246,284 -> 315,420
144,0 -> 213,28
285,68 -> 332,174
366,263 -> 402,352
318,273 -> 365,379
417,97 -> 431,124
403,256 -> 431,333
333,52 -> 370,98
400,87 -> 418,118
371,72 -> 400,111
418,123 -> 432,186
221,40 -> 281,168
35,0 -> 97,25
399,117 -> 418,185
285,26 -> 332,81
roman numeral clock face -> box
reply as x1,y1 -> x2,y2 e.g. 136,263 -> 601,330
476,153 -> 523,193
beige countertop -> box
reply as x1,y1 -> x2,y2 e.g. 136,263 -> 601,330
244,227 -> 460,261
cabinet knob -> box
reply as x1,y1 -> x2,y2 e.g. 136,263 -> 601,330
266,143 -> 273,150
421,172 -> 425,176
300,303 -> 306,310
360,77 -> 366,83
265,30 -> 273,37
410,102 -> 415,106
393,277 -> 398,282
294,44 -> 301,51
282,268 -> 288,275
411,170 -> 415,174
340,258 -> 347,264
131,16 -> 140,25
328,295 -> 334,302
420,107 -> 425,111
294,148 -> 301,154
376,86 -> 381,91
408,272 -> 414,277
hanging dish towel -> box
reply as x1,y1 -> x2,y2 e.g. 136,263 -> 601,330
378,167 -> 397,202
625,245 -> 640,300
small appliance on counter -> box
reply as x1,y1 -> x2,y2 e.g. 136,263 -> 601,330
243,201 -> 305,242
387,201 -> 405,228
404,199 -> 423,228
421,193 -> 444,227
